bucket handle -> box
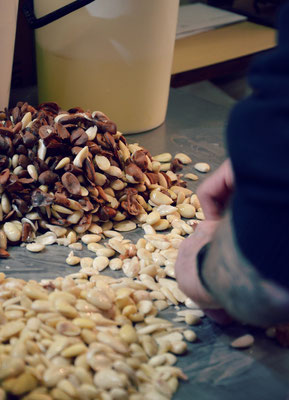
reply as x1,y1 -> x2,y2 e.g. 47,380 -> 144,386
23,0 -> 95,29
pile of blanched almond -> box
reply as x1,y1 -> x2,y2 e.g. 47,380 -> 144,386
0,215 -> 206,399
0,102 -> 213,399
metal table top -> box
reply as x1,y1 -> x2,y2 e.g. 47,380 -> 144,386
2,81 -> 289,400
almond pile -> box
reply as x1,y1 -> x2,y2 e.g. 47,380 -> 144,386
0,102 -> 213,399
0,102 -> 199,257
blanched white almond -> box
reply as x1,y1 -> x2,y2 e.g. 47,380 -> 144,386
87,242 -> 102,252
230,334 -> 254,349
108,238 -> 126,255
148,354 -> 167,367
150,190 -> 172,206
52,204 -> 73,215
123,258 -> 140,278
94,155 -> 110,171
138,300 -> 153,315
177,191 -> 185,205
66,254 -> 80,266
92,256 -> 109,271
151,160 -> 161,172
194,162 -> 210,173
93,368 -> 124,389
55,157 -> 70,170
11,154 -> 19,169
88,224 -> 102,235
80,257 -> 93,269
81,234 -> 101,244
38,139 -> 47,161
176,204 -> 196,219
73,146 -> 89,168
166,170 -> 178,181
95,172 -> 107,186
185,173 -> 199,181
142,224 -> 156,235
137,248 -> 152,262
155,300 -> 169,311
152,153 -> 172,163
3,222 -> 21,242
110,179 -> 127,191
0,230 -> 7,249
156,205 -> 177,217
27,164 -> 38,180
55,301 -> 78,318
35,232 -> 57,246
26,243 -> 45,253
95,247 -> 115,258
153,219 -> 170,231
61,343 -> 87,358
104,230 -> 123,238
0,321 -> 25,340
46,224 -> 67,237
119,140 -> 131,161
175,153 -> 192,164
183,330 -> 197,342
185,313 -> 201,325
109,258 -> 123,270
146,210 -> 161,225
86,289 -> 112,310
67,211 -> 83,225
68,242 -> 83,251
159,163 -> 171,172
171,341 -> 187,355
21,111 -> 32,128
80,186 -> 89,196
114,221 -> 136,232
190,194 -> 201,209
13,166 -> 23,176
43,365 -> 70,387
119,324 -> 138,344
86,125 -> 97,141
196,211 -> 205,220
106,166 -> 123,178
1,193 -> 11,214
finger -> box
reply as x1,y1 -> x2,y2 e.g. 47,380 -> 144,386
197,160 -> 234,220
175,233 -> 220,309
203,309 -> 233,325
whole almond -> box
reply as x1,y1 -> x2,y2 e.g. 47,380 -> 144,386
194,162 -> 210,173
230,334 -> 254,349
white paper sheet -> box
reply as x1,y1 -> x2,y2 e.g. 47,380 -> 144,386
176,3 -> 247,39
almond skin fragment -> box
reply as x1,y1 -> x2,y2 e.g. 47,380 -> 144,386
61,172 -> 81,195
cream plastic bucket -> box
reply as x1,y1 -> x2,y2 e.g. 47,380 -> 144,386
0,0 -> 19,110
33,0 -> 179,134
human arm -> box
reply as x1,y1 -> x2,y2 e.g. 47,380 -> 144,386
199,212 -> 289,327
176,210 -> 289,327
176,1 -> 289,324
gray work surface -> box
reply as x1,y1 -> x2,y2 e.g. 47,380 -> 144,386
2,82 -> 289,400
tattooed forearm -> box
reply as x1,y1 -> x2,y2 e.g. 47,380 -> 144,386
201,212 -> 289,326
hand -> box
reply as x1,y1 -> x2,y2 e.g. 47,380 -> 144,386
175,159 -> 235,324
175,220 -> 220,309
175,220 -> 232,324
197,159 -> 234,221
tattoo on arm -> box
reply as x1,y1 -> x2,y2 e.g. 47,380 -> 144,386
201,212 -> 289,326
